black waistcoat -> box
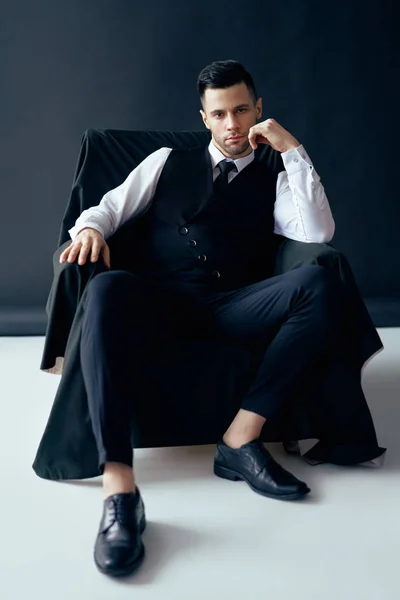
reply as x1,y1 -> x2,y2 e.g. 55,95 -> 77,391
128,146 -> 279,291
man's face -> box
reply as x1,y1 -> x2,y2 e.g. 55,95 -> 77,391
200,82 -> 262,158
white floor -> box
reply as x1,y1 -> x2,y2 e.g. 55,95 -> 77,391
1,330 -> 400,600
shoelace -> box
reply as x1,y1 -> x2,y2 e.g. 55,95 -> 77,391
108,496 -> 135,528
247,441 -> 283,474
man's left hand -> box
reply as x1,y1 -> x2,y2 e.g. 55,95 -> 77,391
248,119 -> 300,153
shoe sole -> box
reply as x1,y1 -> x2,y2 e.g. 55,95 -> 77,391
214,464 -> 310,501
95,514 -> 147,578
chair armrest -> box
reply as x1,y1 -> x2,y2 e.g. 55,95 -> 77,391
40,241 -> 108,370
272,236 -> 382,366
51,240 -> 106,277
273,236 -> 340,276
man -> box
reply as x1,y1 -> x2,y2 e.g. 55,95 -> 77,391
59,60 -> 382,577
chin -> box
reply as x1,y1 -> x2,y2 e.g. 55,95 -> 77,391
225,141 -> 250,157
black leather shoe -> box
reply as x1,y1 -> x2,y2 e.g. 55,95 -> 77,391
94,489 -> 146,577
214,439 -> 310,500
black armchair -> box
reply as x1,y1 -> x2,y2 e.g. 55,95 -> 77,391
32,129 -> 383,481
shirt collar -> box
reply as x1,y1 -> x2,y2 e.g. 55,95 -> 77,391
208,140 -> 254,174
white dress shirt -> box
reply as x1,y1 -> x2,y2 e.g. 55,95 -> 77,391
69,141 -> 335,244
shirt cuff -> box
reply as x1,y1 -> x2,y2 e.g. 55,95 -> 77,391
281,145 -> 314,175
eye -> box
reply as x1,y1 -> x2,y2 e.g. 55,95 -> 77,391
237,108 -> 247,113
215,112 -> 223,118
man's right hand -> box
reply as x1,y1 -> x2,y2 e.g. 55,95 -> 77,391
59,228 -> 111,268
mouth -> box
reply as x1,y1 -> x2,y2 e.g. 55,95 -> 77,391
226,135 -> 245,142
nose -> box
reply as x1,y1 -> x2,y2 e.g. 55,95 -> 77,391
226,113 -> 239,130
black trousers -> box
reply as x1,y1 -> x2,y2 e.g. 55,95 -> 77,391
80,265 -> 346,470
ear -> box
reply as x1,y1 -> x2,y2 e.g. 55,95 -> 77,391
256,97 -> 262,121
200,109 -> 210,130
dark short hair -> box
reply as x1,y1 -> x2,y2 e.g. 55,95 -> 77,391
197,60 -> 258,104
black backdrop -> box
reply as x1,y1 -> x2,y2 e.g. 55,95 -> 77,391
1,0 -> 399,334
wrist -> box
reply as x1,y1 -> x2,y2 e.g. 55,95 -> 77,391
281,140 -> 300,154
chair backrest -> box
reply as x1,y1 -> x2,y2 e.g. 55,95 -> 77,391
58,128 -> 283,246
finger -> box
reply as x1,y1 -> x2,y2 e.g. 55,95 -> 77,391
257,134 -> 271,146
248,129 -> 258,150
90,238 -> 102,263
102,244 -> 111,269
78,242 -> 91,265
67,242 -> 82,263
59,244 -> 72,263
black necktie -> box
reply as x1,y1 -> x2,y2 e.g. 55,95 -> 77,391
214,160 -> 237,194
